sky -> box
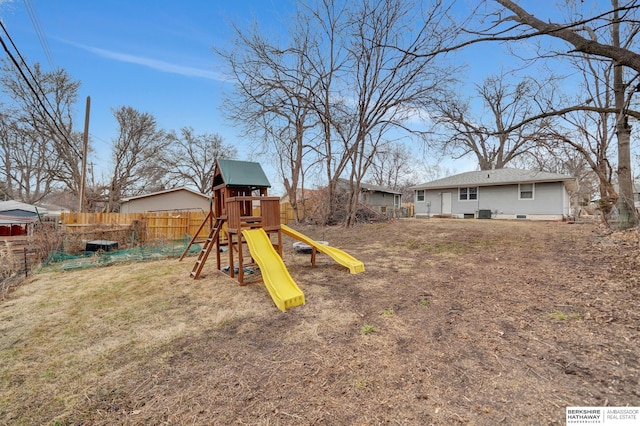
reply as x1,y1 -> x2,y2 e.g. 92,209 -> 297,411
0,0 -> 301,190
0,0 -> 561,195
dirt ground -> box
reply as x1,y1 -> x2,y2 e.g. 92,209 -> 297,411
1,218 -> 639,425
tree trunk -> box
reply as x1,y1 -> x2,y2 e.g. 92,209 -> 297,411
615,119 -> 636,227
612,1 -> 638,228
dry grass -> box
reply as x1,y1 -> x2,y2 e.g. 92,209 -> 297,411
1,219 -> 639,425
0,261 -> 247,425
0,241 -> 18,280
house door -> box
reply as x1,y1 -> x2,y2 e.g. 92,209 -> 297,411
441,192 -> 452,215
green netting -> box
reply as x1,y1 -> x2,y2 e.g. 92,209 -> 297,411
41,234 -> 202,272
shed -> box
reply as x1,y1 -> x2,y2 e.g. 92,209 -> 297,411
410,168 -> 578,220
0,200 -> 41,217
0,201 -> 41,236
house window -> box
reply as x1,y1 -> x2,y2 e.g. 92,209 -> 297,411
519,183 -> 534,200
416,190 -> 425,202
459,187 -> 477,201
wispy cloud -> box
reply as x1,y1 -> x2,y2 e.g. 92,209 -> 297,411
70,41 -> 226,81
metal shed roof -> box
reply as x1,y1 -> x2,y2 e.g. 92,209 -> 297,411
0,200 -> 41,216
215,159 -> 271,188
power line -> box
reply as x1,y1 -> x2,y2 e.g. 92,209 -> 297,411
0,20 -> 82,159
23,0 -> 56,70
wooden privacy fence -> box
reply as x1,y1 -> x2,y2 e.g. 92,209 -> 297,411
60,211 -> 211,241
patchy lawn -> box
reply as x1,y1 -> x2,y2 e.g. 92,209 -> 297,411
1,218 -> 639,425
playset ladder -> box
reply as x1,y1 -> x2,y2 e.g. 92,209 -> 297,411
179,209 -> 213,261
190,217 -> 223,279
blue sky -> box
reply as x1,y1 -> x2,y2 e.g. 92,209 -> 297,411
0,0 -> 566,193
0,0 -> 297,186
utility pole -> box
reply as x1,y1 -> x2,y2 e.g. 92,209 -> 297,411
78,96 -> 90,213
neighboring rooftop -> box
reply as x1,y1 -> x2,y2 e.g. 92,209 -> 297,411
410,168 -> 578,192
0,200 -> 42,216
338,178 -> 403,194
120,187 -> 209,202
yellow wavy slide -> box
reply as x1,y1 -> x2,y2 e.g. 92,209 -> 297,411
242,228 -> 305,312
281,224 -> 365,274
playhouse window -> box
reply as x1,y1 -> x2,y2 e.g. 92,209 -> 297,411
519,183 -> 534,199
459,187 -> 477,201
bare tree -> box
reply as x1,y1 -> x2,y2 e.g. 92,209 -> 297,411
492,0 -> 640,74
302,0 -> 352,225
415,1 -> 640,74
163,127 -> 237,194
105,106 -> 171,212
552,53 -> 621,224
0,61 -> 83,201
432,74 -> 554,170
367,141 -> 415,191
0,107 -> 15,200
513,143 -> 600,213
217,11 -> 323,223
219,0 -> 458,226
336,0 -> 458,226
1,124 -> 57,203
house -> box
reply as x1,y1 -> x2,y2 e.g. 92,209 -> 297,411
119,187 -> 211,214
338,179 -> 403,217
0,200 -> 42,236
410,168 -> 578,220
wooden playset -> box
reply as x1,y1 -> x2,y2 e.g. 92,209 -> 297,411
179,159 -> 364,312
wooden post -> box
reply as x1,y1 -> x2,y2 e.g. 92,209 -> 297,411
78,96 -> 90,213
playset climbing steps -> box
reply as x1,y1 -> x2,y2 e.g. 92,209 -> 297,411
189,217 -> 223,279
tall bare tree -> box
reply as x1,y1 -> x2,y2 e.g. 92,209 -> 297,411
217,15 -> 321,223
105,106 -> 171,212
302,0 -> 351,225
219,0 -> 458,226
432,74 -> 555,170
0,124 -> 56,203
0,61 -> 83,201
551,54 -> 621,224
338,0 -> 459,226
163,127 -> 237,194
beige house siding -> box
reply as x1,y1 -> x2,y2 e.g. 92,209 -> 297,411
120,188 -> 210,213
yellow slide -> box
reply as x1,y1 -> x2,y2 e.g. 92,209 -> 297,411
242,228 -> 305,312
281,224 -> 365,274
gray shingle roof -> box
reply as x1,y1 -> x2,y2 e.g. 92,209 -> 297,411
409,168 -> 578,191
338,178 -> 402,194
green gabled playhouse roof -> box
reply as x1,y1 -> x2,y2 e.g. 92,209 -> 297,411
214,159 -> 271,189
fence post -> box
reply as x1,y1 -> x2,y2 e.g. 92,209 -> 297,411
23,247 -> 28,278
